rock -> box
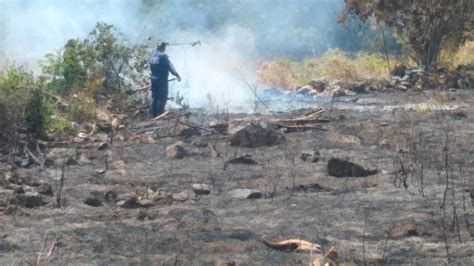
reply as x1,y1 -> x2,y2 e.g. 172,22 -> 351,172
327,158 -> 377,178
300,150 -> 320,163
76,132 -> 89,139
10,192 -> 48,208
308,79 -> 326,92
391,223 -> 418,238
297,85 -> 319,96
111,160 -> 126,170
36,183 -> 53,196
172,190 -> 196,201
13,186 -> 25,194
178,126 -> 201,139
361,180 -> 378,188
111,117 -> 120,129
214,261 -> 236,266
84,197 -> 102,207
224,154 -> 258,169
104,191 -> 118,202
192,138 -> 209,148
166,142 -> 187,159
192,184 -> 212,195
228,189 -> 262,200
65,157 -> 78,166
94,167 -> 107,174
229,120 -> 284,148
97,142 -> 109,151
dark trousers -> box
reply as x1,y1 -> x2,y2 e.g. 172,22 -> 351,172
151,78 -> 169,117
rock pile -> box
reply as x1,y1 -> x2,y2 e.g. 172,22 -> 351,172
294,64 -> 473,97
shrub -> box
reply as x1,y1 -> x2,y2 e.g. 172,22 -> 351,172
0,67 -> 49,148
257,49 -> 402,89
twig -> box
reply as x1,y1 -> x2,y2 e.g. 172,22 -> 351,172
381,29 -> 392,79
56,158 -> 66,208
24,146 -> 44,168
46,239 -> 57,257
237,72 -> 275,117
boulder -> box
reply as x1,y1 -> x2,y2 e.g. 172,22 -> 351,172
166,142 -> 187,159
229,120 -> 284,148
10,192 -> 48,208
228,189 -> 262,200
84,197 -> 102,207
327,158 -> 377,178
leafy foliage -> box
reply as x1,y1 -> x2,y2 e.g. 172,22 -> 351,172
340,0 -> 474,69
0,67 -> 48,147
39,22 -> 149,97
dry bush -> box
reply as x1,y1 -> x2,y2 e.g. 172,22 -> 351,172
257,49 -> 402,89
257,59 -> 300,90
440,41 -> 474,68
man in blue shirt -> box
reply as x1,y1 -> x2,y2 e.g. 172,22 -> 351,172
149,42 -> 181,117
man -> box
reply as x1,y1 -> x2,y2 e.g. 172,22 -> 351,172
149,42 -> 181,117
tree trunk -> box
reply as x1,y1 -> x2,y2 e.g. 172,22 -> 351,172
421,34 -> 443,71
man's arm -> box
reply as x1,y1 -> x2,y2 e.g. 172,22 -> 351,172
166,56 -> 181,81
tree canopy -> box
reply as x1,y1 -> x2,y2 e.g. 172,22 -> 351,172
340,0 -> 474,69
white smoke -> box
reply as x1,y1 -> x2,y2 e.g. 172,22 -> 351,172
0,0 -> 343,110
167,26 -> 257,111
0,0 -> 141,67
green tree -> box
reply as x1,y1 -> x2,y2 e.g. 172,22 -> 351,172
340,0 -> 474,70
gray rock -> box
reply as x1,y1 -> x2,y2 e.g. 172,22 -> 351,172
228,188 -> 262,199
165,142 -> 187,159
229,120 -> 284,148
192,184 -> 212,195
10,192 -> 48,208
300,150 -> 320,163
84,197 -> 102,207
172,190 -> 196,201
36,183 -> 53,196
327,158 -> 377,178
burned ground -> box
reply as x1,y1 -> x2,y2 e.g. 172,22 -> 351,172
1,90 -> 474,265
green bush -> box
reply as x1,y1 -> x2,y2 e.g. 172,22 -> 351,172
39,22 -> 149,98
0,67 -> 49,148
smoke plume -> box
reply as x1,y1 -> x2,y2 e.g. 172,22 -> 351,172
0,0 -> 343,110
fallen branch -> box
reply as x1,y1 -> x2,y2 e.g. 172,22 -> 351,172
24,146 -> 44,168
272,123 -> 327,131
39,89 -> 69,108
262,237 -> 322,253
237,71 -> 275,117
